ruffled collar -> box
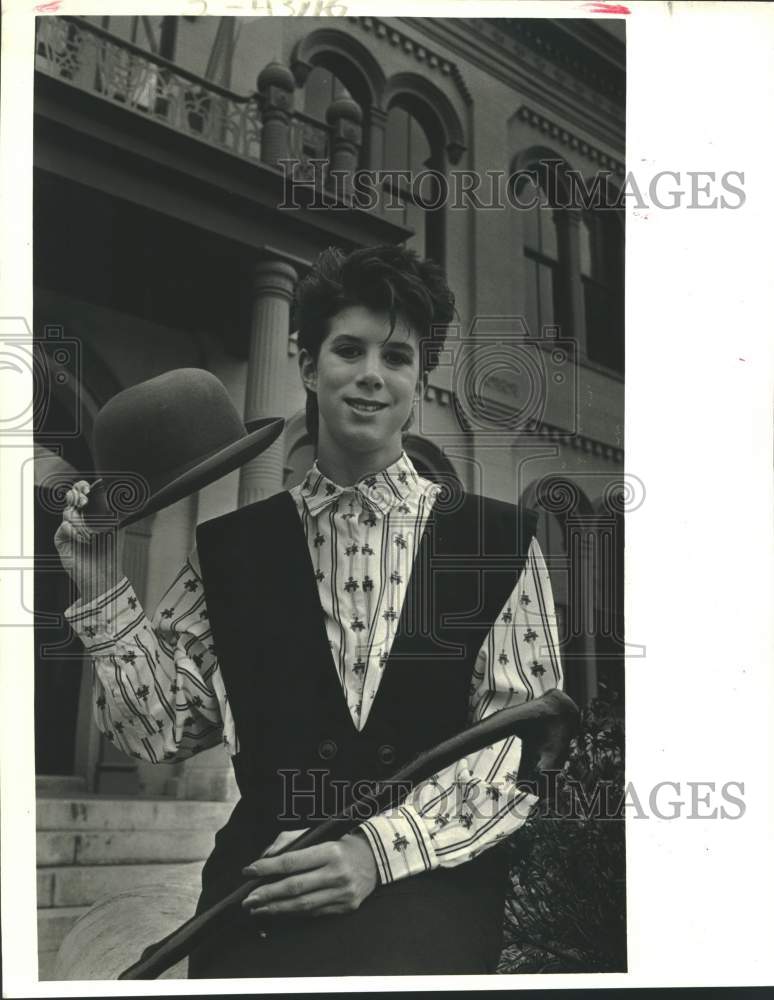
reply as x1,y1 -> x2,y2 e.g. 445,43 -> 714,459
298,451 -> 436,518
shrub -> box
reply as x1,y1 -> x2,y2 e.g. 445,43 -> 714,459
498,698 -> 626,973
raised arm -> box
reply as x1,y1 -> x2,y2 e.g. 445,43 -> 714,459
55,480 -> 232,763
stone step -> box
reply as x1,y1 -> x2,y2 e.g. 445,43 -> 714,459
36,797 -> 233,832
37,828 -> 216,866
37,861 -> 205,909
36,775 -> 88,798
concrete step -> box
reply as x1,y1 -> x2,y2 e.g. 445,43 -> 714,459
36,775 -> 88,798
37,861 -> 205,909
36,797 -> 233,832
37,828 -> 215,866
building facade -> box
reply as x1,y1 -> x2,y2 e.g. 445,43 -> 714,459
33,14 -> 625,803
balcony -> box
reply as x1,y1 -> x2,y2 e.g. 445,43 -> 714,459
34,16 -> 330,171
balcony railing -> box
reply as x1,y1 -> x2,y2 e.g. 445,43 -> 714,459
35,16 -> 330,170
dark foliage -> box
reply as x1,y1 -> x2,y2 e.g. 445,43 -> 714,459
498,699 -> 626,974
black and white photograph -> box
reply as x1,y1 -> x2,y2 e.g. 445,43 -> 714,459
0,0 -> 772,993
30,10 -> 625,981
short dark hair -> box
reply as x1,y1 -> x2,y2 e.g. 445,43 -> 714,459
293,244 -> 455,441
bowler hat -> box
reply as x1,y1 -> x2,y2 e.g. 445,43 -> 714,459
87,368 -> 284,527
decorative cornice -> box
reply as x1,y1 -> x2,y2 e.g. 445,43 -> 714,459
485,19 -> 625,104
533,420 -> 624,464
349,16 -> 473,108
411,18 -> 624,155
423,385 -> 623,463
516,105 -> 625,177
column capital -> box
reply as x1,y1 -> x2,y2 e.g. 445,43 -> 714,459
257,61 -> 295,165
326,99 -> 363,146
326,98 -> 363,178
257,61 -> 295,105
326,97 -> 363,128
368,105 -> 388,126
252,258 -> 298,299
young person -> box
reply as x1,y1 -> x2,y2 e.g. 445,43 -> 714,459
56,244 -> 565,977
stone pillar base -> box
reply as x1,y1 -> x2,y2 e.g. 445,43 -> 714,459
178,746 -> 238,802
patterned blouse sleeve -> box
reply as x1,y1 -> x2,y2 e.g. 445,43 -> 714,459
64,549 -> 234,763
358,535 -> 563,882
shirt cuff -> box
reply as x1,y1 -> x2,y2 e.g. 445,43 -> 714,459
64,577 -> 144,649
358,804 -> 438,885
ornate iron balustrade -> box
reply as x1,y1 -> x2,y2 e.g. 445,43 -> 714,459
35,16 -> 330,170
287,109 -> 331,179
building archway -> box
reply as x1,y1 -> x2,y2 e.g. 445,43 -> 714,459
519,472 -> 596,706
33,330 -> 156,793
291,28 -> 386,109
509,147 -> 578,341
580,180 -> 625,374
290,29 -> 386,170
383,72 -> 466,165
588,489 -> 625,709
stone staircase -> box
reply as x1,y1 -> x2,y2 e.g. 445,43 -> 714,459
36,796 -> 233,980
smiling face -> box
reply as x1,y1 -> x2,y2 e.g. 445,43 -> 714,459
298,304 -> 423,483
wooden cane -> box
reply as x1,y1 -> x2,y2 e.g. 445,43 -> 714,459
118,687 -> 578,980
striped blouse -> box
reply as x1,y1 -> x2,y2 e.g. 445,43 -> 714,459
65,451 -> 563,885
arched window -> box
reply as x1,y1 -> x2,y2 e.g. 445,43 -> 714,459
520,474 -> 597,706
290,32 -> 385,168
580,210 -> 624,374
299,64 -> 367,169
402,434 -> 463,495
520,175 -> 561,335
383,102 -> 446,263
303,65 -> 350,123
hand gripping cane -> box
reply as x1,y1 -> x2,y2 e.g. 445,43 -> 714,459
119,687 -> 578,980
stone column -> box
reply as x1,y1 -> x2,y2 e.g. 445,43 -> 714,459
566,514 -> 600,702
238,259 -> 298,508
257,61 -> 295,167
555,207 -> 587,354
326,97 -> 363,200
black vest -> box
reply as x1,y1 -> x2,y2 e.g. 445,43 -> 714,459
194,489 -> 537,906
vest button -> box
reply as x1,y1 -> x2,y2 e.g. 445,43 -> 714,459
377,744 -> 396,766
318,739 -> 337,760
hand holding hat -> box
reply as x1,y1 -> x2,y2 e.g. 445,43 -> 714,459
55,480 -> 126,603
55,368 -> 284,600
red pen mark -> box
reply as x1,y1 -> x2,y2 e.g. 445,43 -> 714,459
35,0 -> 61,12
579,1 -> 631,13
